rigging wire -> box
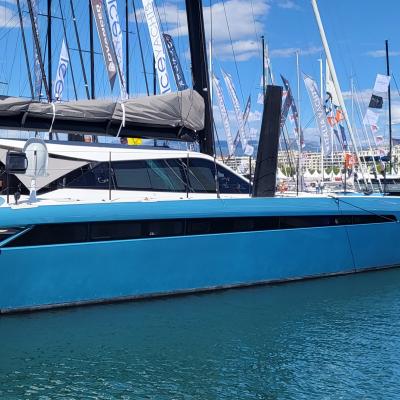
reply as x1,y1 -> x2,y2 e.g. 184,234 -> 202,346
220,0 -> 244,104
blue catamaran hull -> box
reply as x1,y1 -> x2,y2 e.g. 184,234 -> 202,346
0,196 -> 399,313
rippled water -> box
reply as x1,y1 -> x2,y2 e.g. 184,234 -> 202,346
1,269 -> 400,399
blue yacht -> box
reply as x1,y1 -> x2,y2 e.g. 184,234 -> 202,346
0,138 -> 399,313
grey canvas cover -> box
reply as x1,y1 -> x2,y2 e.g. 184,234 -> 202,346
0,90 -> 204,138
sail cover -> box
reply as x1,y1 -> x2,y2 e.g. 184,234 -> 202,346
0,90 -> 204,141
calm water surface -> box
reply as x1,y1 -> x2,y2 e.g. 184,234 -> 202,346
1,269 -> 400,399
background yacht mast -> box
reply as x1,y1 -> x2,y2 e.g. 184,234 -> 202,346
385,39 -> 392,173
311,0 -> 367,186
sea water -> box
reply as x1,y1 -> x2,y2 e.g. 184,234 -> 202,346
1,269 -> 400,399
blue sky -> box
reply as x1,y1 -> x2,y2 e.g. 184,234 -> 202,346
0,0 -> 399,147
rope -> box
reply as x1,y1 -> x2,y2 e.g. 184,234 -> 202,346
116,102 -> 126,138
328,195 -> 398,223
48,102 -> 56,134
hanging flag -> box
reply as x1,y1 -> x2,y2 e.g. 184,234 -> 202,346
376,135 -> 384,144
54,39 -> 69,102
281,75 -> 304,147
369,94 -> 383,109
325,60 -> 340,107
280,91 -> 293,129
163,33 -> 187,91
344,153 -> 356,169
373,74 -> 391,93
142,0 -> 171,94
90,0 -> 118,90
105,0 -> 127,99
257,75 -> 264,105
212,74 -> 234,157
31,0 -> 41,99
363,108 -> 380,127
362,74 -> 390,137
303,73 -> 332,155
233,96 -> 251,149
222,69 -> 253,156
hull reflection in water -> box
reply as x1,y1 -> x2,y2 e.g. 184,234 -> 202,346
1,269 -> 400,398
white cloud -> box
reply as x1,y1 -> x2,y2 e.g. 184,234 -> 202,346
0,4 -> 19,29
270,46 -> 323,58
276,0 -> 300,10
248,110 -> 262,122
133,0 -> 269,62
366,50 -> 400,58
213,40 -> 259,62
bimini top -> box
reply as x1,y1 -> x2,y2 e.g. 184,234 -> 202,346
0,89 -> 204,141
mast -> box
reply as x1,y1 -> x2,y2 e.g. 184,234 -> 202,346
385,39 -> 392,173
296,50 -> 301,194
27,0 -> 50,100
70,0 -> 90,99
125,0 -> 130,96
311,0 -> 367,186
16,0 -> 34,98
89,0 -> 95,99
132,0 -> 149,96
319,57 -> 324,181
47,0 -> 52,103
59,0 -> 77,100
153,55 -> 156,95
185,0 -> 215,156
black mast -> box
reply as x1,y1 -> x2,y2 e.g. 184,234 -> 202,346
16,0 -> 34,98
89,0 -> 95,99
47,0 -> 52,103
132,0 -> 149,95
70,0 -> 90,99
59,0 -> 77,100
125,0 -> 129,96
153,55 -> 156,95
27,0 -> 50,100
386,39 -> 392,173
185,0 -> 214,156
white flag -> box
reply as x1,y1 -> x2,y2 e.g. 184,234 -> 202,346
222,69 -> 253,156
363,108 -> 380,127
142,0 -> 171,94
105,0 -> 127,99
303,73 -> 332,154
373,74 -> 391,93
325,59 -> 339,107
54,39 -> 69,102
212,74 -> 234,157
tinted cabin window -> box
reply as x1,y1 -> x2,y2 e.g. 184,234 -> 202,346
146,159 -> 186,192
185,158 -> 217,193
67,163 -> 111,189
280,216 -> 332,229
6,223 -> 88,247
113,159 -> 186,192
144,220 -> 184,237
183,158 -> 250,194
113,160 -> 152,190
90,221 -> 142,241
2,214 -> 397,248
217,165 -> 250,194
0,227 -> 25,242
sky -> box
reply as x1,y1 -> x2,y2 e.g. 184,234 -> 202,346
0,0 -> 399,149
